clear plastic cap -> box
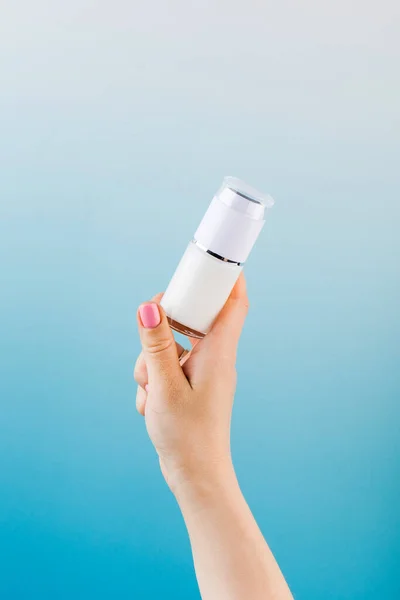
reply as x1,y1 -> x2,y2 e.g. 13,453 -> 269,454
219,176 -> 274,219
194,176 -> 274,264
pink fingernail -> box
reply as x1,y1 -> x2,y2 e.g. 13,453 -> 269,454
139,303 -> 160,329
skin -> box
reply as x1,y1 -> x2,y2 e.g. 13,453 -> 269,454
134,274 -> 293,600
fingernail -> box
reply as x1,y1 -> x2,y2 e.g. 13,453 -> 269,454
139,303 -> 161,329
145,384 -> 149,393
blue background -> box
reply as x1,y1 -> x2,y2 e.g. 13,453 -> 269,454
1,2 -> 399,598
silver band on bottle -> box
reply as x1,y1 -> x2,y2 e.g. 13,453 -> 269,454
192,239 -> 244,266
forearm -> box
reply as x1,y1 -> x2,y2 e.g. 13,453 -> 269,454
175,463 -> 293,600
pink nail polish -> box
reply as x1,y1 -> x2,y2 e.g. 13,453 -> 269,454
139,303 -> 161,329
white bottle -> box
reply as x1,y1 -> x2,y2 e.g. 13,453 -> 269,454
160,176 -> 274,338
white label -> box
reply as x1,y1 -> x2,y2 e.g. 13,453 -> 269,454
160,242 -> 242,334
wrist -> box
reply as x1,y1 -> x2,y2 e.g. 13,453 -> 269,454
171,458 -> 240,512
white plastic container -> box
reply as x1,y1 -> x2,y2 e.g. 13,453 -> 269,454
160,177 -> 274,338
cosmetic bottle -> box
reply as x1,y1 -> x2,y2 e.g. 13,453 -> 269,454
160,176 -> 274,338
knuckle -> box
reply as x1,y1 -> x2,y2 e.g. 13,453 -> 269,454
134,365 -> 146,386
133,362 -> 140,381
135,375 -> 147,389
136,388 -> 146,416
133,358 -> 146,384
146,336 -> 174,357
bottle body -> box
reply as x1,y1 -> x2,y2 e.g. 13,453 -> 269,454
159,177 -> 273,338
160,241 -> 242,338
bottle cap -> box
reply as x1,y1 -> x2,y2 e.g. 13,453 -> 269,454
194,176 -> 274,264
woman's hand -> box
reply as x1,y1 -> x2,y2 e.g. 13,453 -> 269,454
134,273 -> 293,599
134,274 -> 248,496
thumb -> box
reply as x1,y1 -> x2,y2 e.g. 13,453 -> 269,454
137,302 -> 187,392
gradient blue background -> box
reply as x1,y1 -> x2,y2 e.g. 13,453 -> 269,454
1,2 -> 399,598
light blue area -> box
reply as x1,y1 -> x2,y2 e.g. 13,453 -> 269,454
1,2 -> 399,598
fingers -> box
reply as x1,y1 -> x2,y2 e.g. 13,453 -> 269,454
134,290 -> 182,390
133,352 -> 148,389
134,340 -> 186,390
137,301 -> 189,393
135,344 -> 190,417
205,273 -> 249,357
136,385 -> 147,416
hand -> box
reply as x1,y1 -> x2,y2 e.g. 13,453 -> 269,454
134,275 -> 293,599
134,274 -> 249,495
